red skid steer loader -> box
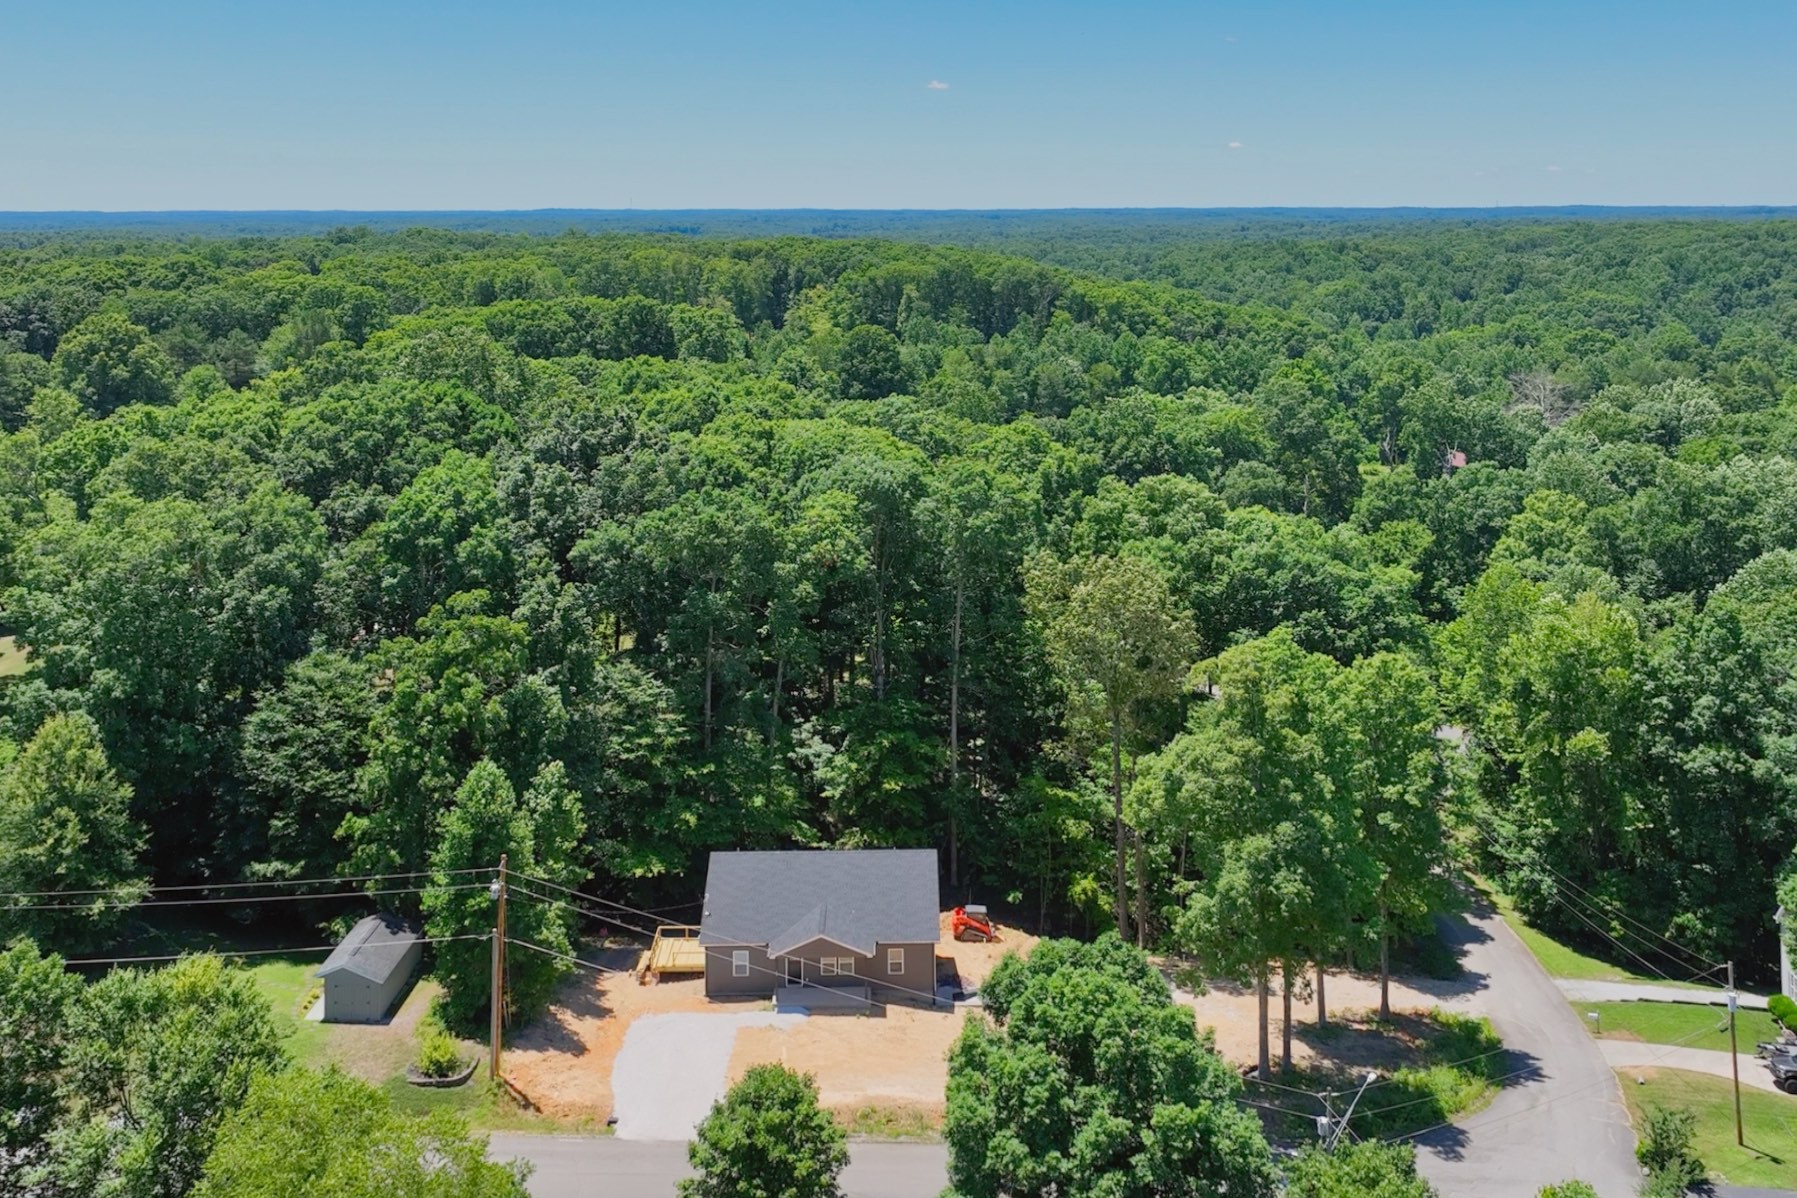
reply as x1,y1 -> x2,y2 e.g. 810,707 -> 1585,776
952,904 -> 996,942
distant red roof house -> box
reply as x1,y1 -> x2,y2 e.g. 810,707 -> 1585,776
1443,449 -> 1468,473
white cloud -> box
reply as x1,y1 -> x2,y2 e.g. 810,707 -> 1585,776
1227,141 -> 1244,150
926,80 -> 950,90
1547,165 -> 1562,172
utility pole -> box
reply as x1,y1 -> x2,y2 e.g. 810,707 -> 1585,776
1326,1071 -> 1379,1152
490,853 -> 508,1082
1727,961 -> 1743,1147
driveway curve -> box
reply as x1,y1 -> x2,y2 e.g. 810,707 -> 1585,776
1412,899 -> 1641,1198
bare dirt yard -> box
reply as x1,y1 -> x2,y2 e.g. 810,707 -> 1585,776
502,916 -> 1472,1136
505,913 -> 1041,1128
1167,963 -> 1482,1069
504,946 -> 713,1120
726,910 -> 1039,1126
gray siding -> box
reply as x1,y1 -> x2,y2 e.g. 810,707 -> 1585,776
319,939 -> 420,1023
703,938 -> 938,1005
704,943 -> 779,999
872,941 -> 938,1005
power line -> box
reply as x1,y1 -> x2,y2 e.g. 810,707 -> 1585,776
1471,827 -> 1724,984
2,881 -> 490,913
63,932 -> 491,967
0,867 -> 491,902
1481,830 -> 1724,972
506,870 -> 675,930
506,884 -> 661,942
503,935 -> 628,975
1382,1018 -> 1719,1145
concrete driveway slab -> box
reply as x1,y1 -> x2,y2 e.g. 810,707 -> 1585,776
611,1011 -> 804,1140
1599,1041 -> 1794,1095
1557,980 -> 1768,1009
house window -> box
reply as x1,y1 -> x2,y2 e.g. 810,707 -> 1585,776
819,957 -> 855,977
887,947 -> 905,975
732,950 -> 749,978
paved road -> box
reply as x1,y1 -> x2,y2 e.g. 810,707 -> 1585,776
611,1012 -> 804,1140
487,1135 -> 947,1198
1598,1041 -> 1792,1095
1557,979 -> 1769,1010
1413,901 -> 1642,1198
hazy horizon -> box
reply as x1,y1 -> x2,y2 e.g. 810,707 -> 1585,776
6,0 -> 1794,210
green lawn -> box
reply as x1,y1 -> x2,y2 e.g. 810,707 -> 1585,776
1248,1009 -> 1507,1143
86,917 -> 587,1133
1483,885 -> 1706,988
1574,1000 -> 1782,1054
841,1103 -> 940,1141
1621,1068 -> 1797,1189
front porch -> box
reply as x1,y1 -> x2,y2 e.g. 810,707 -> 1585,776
773,981 -> 874,1014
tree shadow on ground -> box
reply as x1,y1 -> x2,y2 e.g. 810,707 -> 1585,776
1244,1007 -> 1542,1154
505,945 -> 640,1057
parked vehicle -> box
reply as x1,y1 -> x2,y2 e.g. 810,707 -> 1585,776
1767,1052 -> 1797,1094
1754,1031 -> 1797,1059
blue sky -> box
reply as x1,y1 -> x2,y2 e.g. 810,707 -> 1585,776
2,0 -> 1793,209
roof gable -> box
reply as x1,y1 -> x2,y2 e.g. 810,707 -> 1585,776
699,849 -> 939,953
316,912 -> 421,984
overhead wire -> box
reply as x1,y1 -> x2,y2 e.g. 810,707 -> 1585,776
2,881 -> 490,913
505,870 -> 676,930
1473,827 -> 1724,971
505,884 -> 662,942
0,866 -> 490,902
1470,827 -> 1728,988
63,932 -> 492,968
1381,1017 -> 1722,1145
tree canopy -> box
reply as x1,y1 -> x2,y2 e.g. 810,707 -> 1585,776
0,215 -> 1792,984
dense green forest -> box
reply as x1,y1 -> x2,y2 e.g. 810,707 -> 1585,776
2,217 -> 1796,998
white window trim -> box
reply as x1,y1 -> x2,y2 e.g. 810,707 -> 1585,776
887,946 -> 905,975
732,950 -> 749,978
819,956 -> 856,977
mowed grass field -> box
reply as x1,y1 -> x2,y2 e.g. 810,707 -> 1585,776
239,953 -> 583,1131
1621,1068 -> 1797,1189
1575,1000 -> 1782,1053
1482,884 -> 1707,988
92,916 -> 588,1132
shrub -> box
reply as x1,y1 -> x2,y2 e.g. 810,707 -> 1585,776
415,1024 -> 464,1079
1769,993 -> 1797,1032
1635,1105 -> 1704,1191
1539,1183 -> 1599,1198
681,1064 -> 847,1198
1287,1142 -> 1436,1198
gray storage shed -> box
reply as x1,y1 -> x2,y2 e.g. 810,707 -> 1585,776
699,849 -> 940,1007
316,913 -> 422,1023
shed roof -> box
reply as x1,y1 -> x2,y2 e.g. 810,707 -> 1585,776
699,849 -> 939,955
316,912 -> 421,984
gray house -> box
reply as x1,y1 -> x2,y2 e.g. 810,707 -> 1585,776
316,913 -> 422,1023
699,849 -> 940,1009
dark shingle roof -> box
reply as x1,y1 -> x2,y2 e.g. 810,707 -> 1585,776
699,849 -> 939,954
316,912 -> 420,984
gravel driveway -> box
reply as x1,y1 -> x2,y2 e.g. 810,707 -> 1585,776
610,1012 -> 805,1140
